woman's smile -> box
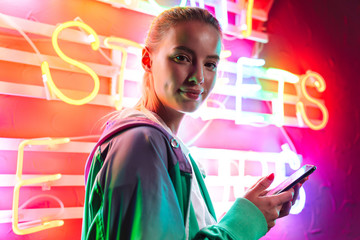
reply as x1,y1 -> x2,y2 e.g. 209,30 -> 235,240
179,87 -> 204,101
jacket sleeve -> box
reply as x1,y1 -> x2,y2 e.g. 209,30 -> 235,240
189,156 -> 268,240
84,126 -> 187,240
194,198 -> 268,239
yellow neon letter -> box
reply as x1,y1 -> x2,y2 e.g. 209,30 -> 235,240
41,21 -> 100,105
220,50 -> 232,59
12,138 -> 70,235
241,0 -> 254,38
296,71 -> 329,130
104,37 -> 142,110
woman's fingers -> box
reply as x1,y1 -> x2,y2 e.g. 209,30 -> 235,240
247,173 -> 274,197
279,201 -> 292,218
292,183 -> 300,205
244,177 -> 294,231
299,176 -> 309,185
271,189 -> 294,206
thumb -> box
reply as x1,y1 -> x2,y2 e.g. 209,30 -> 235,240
252,173 -> 274,195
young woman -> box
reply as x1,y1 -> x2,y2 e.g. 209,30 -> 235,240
82,7 -> 301,240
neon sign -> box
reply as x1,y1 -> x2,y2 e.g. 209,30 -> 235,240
12,138 -> 70,235
189,144 -> 306,216
241,0 -> 254,38
235,57 -> 266,124
41,21 -> 100,105
104,37 -> 143,110
296,71 -> 328,130
0,13 -> 328,130
265,68 -> 300,127
42,23 -> 327,130
233,58 -> 328,130
97,0 -> 259,40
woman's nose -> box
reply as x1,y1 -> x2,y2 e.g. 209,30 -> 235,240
189,64 -> 204,84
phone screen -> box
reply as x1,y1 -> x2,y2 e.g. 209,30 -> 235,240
267,164 -> 316,195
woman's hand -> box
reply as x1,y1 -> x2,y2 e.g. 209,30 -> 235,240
277,175 -> 308,218
243,173 -> 294,231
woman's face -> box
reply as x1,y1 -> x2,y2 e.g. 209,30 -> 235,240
146,20 -> 222,113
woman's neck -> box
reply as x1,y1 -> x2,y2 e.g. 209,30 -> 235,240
137,99 -> 184,135
155,105 -> 184,135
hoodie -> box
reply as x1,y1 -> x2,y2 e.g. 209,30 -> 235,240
81,109 -> 267,240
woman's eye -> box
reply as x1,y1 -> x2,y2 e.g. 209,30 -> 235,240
173,55 -> 190,63
205,62 -> 217,70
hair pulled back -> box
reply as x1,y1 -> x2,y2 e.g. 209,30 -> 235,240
137,7 -> 222,109
146,7 -> 222,52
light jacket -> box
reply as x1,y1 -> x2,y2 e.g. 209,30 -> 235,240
82,117 -> 267,240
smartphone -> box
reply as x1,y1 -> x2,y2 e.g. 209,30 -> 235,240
266,164 -> 316,195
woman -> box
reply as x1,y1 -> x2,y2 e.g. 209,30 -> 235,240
82,7 -> 300,240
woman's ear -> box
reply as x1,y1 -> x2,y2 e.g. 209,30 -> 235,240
142,47 -> 152,72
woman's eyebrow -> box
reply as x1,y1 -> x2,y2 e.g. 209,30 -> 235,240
207,55 -> 220,62
174,46 -> 220,61
173,46 -> 195,55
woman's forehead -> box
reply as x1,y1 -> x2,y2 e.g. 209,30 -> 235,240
162,21 -> 222,54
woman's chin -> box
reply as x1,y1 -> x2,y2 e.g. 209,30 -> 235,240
177,103 -> 203,114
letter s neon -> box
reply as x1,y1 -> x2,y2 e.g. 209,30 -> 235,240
41,21 -> 100,105
296,71 -> 329,130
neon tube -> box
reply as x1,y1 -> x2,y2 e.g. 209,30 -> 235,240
147,0 -> 187,13
265,68 -> 300,127
235,57 -> 266,124
296,71 -> 328,130
0,13 -> 54,99
280,143 -> 301,170
189,0 -> 204,8
236,58 -> 245,124
123,0 -> 136,7
273,78 -> 285,127
190,146 -> 307,214
41,21 -> 100,105
265,68 -> 300,84
12,138 -> 70,235
290,187 -> 306,214
241,0 -> 254,38
198,0 -> 205,8
220,50 -> 232,59
104,37 -> 142,110
220,0 -> 229,29
240,57 -> 266,67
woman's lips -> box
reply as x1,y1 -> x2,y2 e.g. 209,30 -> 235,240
180,88 -> 204,100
